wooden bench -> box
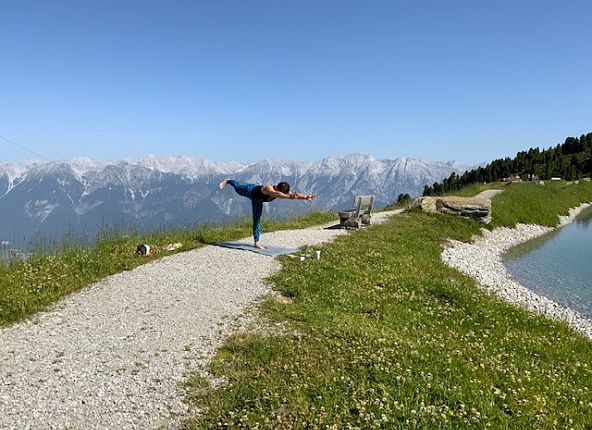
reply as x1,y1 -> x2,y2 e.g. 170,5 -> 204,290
338,195 -> 375,228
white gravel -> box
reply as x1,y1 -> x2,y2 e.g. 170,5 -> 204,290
442,203 -> 592,340
0,211 -> 399,430
475,189 -> 505,199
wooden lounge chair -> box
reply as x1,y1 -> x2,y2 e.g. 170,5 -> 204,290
338,195 -> 375,228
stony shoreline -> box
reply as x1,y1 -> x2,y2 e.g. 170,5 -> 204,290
441,203 -> 592,340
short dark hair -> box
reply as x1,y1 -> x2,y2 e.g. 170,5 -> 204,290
275,182 -> 290,193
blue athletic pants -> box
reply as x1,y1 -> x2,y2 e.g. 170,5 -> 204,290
227,180 -> 264,242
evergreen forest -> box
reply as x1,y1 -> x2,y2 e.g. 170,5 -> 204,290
423,133 -> 592,196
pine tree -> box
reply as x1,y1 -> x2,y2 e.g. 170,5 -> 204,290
427,132 -> 592,194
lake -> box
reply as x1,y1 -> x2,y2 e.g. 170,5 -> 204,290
504,205 -> 592,318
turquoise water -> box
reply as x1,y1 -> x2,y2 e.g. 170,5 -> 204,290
504,206 -> 592,318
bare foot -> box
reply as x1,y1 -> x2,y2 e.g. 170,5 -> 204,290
254,242 -> 266,249
218,179 -> 229,189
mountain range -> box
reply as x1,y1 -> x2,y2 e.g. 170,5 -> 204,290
0,154 -> 469,247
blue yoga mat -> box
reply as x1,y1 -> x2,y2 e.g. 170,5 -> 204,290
217,241 -> 299,257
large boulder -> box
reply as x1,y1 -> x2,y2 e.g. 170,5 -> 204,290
416,196 -> 492,223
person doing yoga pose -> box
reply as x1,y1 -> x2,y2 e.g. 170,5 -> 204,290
219,179 -> 316,249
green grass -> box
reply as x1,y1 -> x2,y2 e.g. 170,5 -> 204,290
491,180 -> 592,227
440,180 -> 592,227
0,211 -> 336,327
184,182 -> 592,429
3,181 -> 592,428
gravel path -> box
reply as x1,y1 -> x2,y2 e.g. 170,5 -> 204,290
0,210 -> 400,430
442,203 -> 592,340
475,189 -> 504,199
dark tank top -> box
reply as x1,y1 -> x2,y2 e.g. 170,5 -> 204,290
251,185 -> 276,202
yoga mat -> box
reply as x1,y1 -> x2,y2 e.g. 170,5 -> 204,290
217,241 -> 299,257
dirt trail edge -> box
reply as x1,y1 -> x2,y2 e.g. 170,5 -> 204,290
0,210 -> 401,430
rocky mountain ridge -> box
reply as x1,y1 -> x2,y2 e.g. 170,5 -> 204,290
0,154 -> 469,247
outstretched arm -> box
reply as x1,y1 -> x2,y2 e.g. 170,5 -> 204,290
261,184 -> 316,201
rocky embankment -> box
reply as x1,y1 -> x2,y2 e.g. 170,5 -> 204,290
442,203 -> 592,340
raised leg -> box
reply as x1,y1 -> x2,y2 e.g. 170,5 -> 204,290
225,179 -> 255,198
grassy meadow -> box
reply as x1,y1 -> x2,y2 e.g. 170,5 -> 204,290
1,179 -> 592,429
184,180 -> 592,429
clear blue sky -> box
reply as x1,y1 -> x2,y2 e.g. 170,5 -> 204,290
1,0 -> 591,165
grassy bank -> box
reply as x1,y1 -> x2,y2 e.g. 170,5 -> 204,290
444,180 -> 592,227
185,181 -> 592,429
491,180 -> 592,227
0,212 -> 335,327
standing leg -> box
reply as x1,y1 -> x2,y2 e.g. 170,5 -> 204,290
220,179 -> 255,198
252,200 -> 264,248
